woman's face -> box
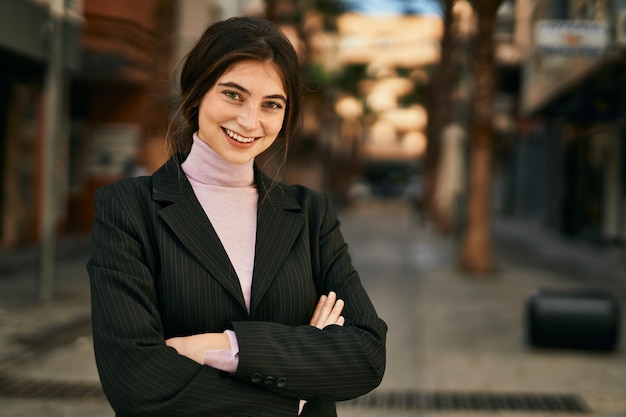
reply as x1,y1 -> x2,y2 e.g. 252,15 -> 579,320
197,60 -> 287,165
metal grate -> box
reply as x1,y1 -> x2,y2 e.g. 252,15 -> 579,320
0,377 -> 591,413
340,390 -> 590,412
0,376 -> 105,400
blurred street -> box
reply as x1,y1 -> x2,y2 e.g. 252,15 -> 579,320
0,199 -> 625,417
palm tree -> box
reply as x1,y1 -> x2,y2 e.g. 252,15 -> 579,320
459,0 -> 502,274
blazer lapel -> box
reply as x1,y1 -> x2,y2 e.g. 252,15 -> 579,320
250,168 -> 304,314
151,157 -> 247,311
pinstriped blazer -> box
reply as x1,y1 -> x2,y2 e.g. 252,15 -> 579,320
87,155 -> 387,417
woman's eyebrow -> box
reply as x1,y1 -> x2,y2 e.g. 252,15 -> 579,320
218,81 -> 287,103
266,94 -> 288,103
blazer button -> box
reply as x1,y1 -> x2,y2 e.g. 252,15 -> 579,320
276,377 -> 287,388
250,373 -> 262,383
263,376 -> 275,385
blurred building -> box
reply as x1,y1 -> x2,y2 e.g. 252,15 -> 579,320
0,0 -> 177,248
67,0 -> 179,235
500,0 -> 626,246
0,0 -> 82,248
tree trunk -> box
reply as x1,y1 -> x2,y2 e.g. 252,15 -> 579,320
424,0 -> 455,231
459,0 -> 501,275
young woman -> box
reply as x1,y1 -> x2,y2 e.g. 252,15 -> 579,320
87,16 -> 387,417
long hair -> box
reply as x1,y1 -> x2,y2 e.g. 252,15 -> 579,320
167,16 -> 302,168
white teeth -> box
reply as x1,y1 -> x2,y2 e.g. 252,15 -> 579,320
224,128 -> 256,143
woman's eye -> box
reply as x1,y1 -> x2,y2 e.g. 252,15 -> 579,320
223,90 -> 241,100
264,101 -> 283,110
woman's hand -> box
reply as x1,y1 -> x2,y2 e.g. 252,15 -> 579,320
166,333 -> 230,364
310,291 -> 345,329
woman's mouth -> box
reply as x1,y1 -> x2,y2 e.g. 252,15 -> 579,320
223,128 -> 258,144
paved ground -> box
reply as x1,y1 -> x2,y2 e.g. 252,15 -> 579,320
0,200 -> 624,416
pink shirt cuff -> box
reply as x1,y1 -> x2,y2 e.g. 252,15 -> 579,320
202,330 -> 239,373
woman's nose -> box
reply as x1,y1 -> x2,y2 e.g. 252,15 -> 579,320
237,105 -> 260,131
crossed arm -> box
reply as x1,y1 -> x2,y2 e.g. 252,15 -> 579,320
165,291 -> 345,365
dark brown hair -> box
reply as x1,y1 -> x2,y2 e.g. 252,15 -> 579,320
168,16 -> 302,165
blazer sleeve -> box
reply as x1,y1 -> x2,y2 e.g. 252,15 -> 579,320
87,181 -> 300,417
231,189 -> 387,402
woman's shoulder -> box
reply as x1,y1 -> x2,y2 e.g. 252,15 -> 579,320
98,154 -> 181,198
94,175 -> 153,205
98,175 -> 152,194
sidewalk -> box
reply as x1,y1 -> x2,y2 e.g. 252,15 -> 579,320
339,202 -> 625,417
0,235 -> 93,366
0,201 -> 624,417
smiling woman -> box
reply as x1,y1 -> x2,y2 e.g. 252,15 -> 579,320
87,16 -> 387,417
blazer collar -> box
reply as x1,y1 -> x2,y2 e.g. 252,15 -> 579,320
251,165 -> 304,314
152,155 -> 305,315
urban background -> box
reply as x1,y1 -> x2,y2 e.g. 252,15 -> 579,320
0,0 -> 625,416
1,0 -> 625,268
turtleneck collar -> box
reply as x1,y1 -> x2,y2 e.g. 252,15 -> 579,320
182,133 -> 254,187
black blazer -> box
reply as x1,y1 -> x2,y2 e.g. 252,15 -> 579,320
87,155 -> 387,417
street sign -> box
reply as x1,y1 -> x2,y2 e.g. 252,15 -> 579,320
535,20 -> 608,56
